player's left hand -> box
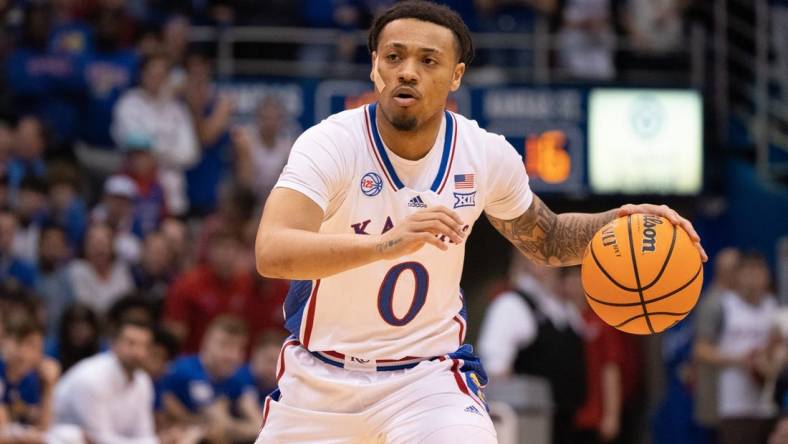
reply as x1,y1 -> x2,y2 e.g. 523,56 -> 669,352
618,203 -> 708,262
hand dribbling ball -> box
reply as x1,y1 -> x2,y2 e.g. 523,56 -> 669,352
581,214 -> 704,334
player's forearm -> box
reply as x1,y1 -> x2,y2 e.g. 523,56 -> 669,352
256,228 -> 384,279
489,195 -> 617,266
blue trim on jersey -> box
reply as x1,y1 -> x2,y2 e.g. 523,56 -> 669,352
429,111 -> 455,192
283,280 -> 313,339
368,103 -> 454,192
459,288 -> 468,322
368,103 -> 405,190
310,351 -> 426,372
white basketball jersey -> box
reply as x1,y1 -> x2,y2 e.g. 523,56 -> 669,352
275,103 -> 532,364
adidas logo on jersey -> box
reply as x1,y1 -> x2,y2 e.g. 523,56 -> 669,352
464,405 -> 482,416
407,195 -> 427,208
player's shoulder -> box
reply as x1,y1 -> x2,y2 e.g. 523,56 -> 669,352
449,111 -> 513,153
299,106 -> 366,143
291,106 -> 367,158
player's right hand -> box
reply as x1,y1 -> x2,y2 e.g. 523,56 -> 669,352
373,206 -> 465,260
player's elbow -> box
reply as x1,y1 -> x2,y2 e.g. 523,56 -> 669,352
255,237 -> 289,279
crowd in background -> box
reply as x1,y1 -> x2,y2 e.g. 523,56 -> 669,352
0,0 -> 300,442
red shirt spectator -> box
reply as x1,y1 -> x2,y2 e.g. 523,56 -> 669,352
163,231 -> 288,353
575,311 -> 640,432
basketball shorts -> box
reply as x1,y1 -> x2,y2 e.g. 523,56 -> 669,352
255,339 -> 498,444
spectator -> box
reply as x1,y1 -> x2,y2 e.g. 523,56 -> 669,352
121,140 -> 168,237
248,331 -> 287,407
694,252 -> 781,444
164,230 -> 284,353
620,0 -> 687,53
0,317 -> 60,430
161,16 -> 191,91
7,117 -> 48,202
45,162 -> 87,250
0,209 -> 37,290
0,121 -> 12,179
693,247 -> 741,433
111,52 -> 199,216
106,295 -> 156,328
35,225 -> 75,340
159,217 -> 191,272
161,315 -> 262,443
68,223 -> 135,316
132,232 -> 176,316
12,177 -> 48,264
49,0 -> 93,57
75,7 -> 139,178
183,51 -> 234,216
194,183 -> 257,263
478,253 -> 586,444
49,304 -> 101,373
564,266 -> 641,444
233,97 -> 298,204
5,5 -> 83,146
53,318 -> 178,444
90,174 -> 142,263
142,328 -> 179,425
556,0 -> 617,79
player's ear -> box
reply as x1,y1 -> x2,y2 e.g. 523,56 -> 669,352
450,62 -> 465,92
370,51 -> 378,83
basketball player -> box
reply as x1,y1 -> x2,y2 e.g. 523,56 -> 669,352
253,2 -> 707,443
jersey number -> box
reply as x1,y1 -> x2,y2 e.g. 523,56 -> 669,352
377,262 -> 429,326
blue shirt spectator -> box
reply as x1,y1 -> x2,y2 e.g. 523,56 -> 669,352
161,355 -> 254,415
0,357 -> 43,426
183,53 -> 233,215
6,3 -> 85,146
0,318 -> 56,429
159,316 -> 262,442
0,208 -> 37,289
81,10 -> 139,147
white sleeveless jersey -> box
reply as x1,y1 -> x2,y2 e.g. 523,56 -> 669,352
276,103 -> 532,365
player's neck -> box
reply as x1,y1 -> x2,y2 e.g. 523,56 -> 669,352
376,108 -> 443,161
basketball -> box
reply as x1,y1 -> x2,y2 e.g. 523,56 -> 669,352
581,214 -> 704,335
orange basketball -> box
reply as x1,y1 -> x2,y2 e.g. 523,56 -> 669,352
581,214 -> 704,335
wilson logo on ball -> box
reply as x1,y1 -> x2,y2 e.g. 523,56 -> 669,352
641,215 -> 663,253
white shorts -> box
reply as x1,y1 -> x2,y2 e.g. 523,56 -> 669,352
255,339 -> 498,444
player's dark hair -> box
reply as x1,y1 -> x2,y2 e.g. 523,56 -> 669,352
368,1 -> 474,65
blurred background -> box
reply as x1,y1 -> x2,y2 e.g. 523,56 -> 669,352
0,0 -> 785,443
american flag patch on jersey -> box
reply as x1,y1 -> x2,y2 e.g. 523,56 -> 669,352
454,174 -> 475,189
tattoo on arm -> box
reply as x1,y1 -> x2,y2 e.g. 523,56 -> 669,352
487,195 -> 617,266
375,237 -> 402,254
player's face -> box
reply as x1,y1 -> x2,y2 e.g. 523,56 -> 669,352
373,18 -> 465,132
